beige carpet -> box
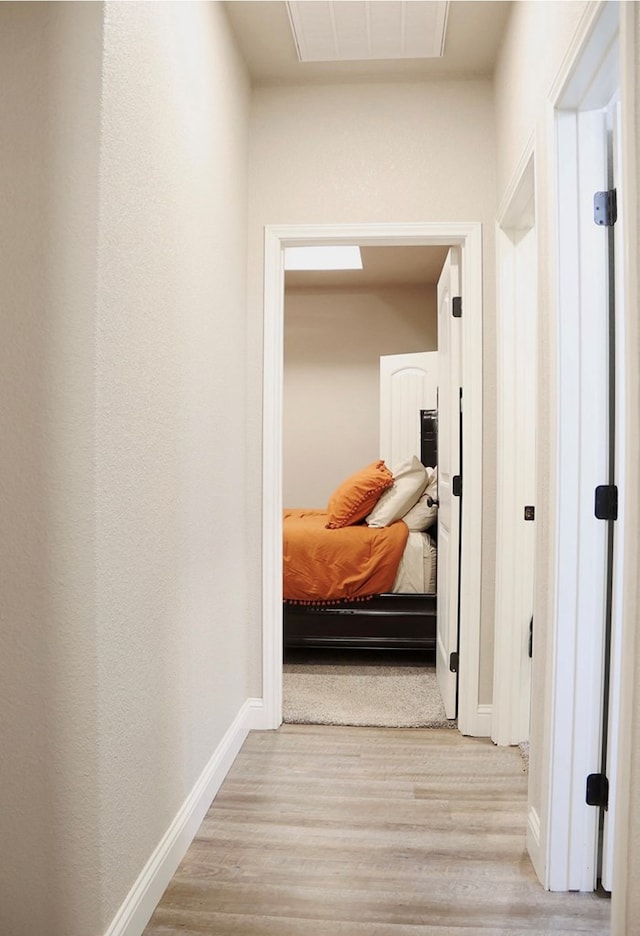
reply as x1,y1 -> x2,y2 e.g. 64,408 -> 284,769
283,651 -> 456,728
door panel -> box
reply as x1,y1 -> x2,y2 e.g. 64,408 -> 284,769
379,352 -> 437,466
436,250 -> 461,719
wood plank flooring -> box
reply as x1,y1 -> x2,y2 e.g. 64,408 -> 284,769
143,725 -> 611,935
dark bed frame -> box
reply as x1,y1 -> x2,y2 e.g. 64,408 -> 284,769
283,409 -> 438,652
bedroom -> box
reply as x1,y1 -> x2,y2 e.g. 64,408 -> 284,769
282,243 -> 448,725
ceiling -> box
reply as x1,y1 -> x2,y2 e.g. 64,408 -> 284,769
224,1 -> 512,86
225,1 -> 511,290
285,245 -> 449,289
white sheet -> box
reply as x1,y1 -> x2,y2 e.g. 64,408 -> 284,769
392,531 -> 437,594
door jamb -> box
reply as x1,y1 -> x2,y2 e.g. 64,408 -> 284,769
610,3 -> 639,931
493,143 -> 537,747
261,222 -> 485,736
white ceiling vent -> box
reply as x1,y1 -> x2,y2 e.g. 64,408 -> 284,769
286,1 -> 449,63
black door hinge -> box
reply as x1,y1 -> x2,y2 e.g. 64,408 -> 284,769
524,505 -> 535,521
586,772 -> 609,810
594,485 -> 618,521
452,475 -> 462,497
594,189 -> 617,226
449,651 -> 459,673
452,296 -> 462,318
528,616 -> 533,659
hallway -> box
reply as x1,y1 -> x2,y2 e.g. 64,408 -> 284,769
144,726 -> 610,934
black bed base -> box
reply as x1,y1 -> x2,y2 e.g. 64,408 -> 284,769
283,592 -> 436,651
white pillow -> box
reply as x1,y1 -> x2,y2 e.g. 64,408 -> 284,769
402,467 -> 438,531
365,456 -> 428,528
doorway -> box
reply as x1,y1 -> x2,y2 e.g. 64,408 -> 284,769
262,222 -> 484,735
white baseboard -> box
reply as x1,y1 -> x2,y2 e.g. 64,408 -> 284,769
457,702 -> 492,737
527,805 -> 545,887
105,697 -> 265,936
475,703 -> 492,736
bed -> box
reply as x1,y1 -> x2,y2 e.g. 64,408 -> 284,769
283,409 -> 438,651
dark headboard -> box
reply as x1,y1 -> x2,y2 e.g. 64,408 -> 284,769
420,409 -> 438,469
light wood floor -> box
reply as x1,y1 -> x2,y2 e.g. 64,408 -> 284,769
144,725 -> 611,935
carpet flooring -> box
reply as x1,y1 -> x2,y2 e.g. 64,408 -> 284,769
283,650 -> 456,728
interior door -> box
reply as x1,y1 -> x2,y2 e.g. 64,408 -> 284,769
379,352 -> 438,466
436,249 -> 461,719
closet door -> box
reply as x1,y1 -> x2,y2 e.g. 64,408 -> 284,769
379,352 -> 437,467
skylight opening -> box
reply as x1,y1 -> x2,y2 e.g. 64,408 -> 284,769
284,245 -> 363,271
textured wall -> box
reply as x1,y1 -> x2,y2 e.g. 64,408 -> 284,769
493,0 -> 590,199
95,2 -> 251,929
248,78 -> 498,702
0,4 -> 104,932
0,2 -> 252,933
283,284 -> 436,507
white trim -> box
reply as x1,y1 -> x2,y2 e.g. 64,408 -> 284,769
475,703 -> 492,737
497,132 -> 536,227
262,222 -> 485,736
527,806 -> 543,885
262,227 -> 285,731
493,143 -> 537,747
611,2 -> 639,932
104,698 -> 265,936
548,1 -> 610,106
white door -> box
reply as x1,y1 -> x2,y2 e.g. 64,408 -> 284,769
379,352 -> 437,467
436,249 -> 461,719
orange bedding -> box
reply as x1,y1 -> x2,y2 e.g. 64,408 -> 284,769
283,508 -> 409,604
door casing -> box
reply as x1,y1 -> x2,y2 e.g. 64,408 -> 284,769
262,222 -> 485,735
493,148 -> 537,747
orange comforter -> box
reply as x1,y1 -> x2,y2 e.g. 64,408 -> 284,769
283,508 -> 409,604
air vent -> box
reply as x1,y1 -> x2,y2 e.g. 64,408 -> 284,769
286,1 -> 449,64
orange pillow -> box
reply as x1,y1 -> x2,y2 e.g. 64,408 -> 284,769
326,460 -> 394,529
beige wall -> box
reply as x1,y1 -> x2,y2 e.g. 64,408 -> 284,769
249,78 -> 498,702
0,4 -> 105,931
0,3 -> 252,934
283,284 -> 436,507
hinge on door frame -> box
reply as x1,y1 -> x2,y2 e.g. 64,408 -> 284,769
449,651 -> 459,673
594,484 -> 618,521
452,296 -> 462,318
594,189 -> 617,226
586,772 -> 609,810
452,475 -> 462,497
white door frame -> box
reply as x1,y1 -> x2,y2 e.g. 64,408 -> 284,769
262,222 -> 485,736
493,145 -> 537,747
537,0 -> 622,893
611,3 -> 639,930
